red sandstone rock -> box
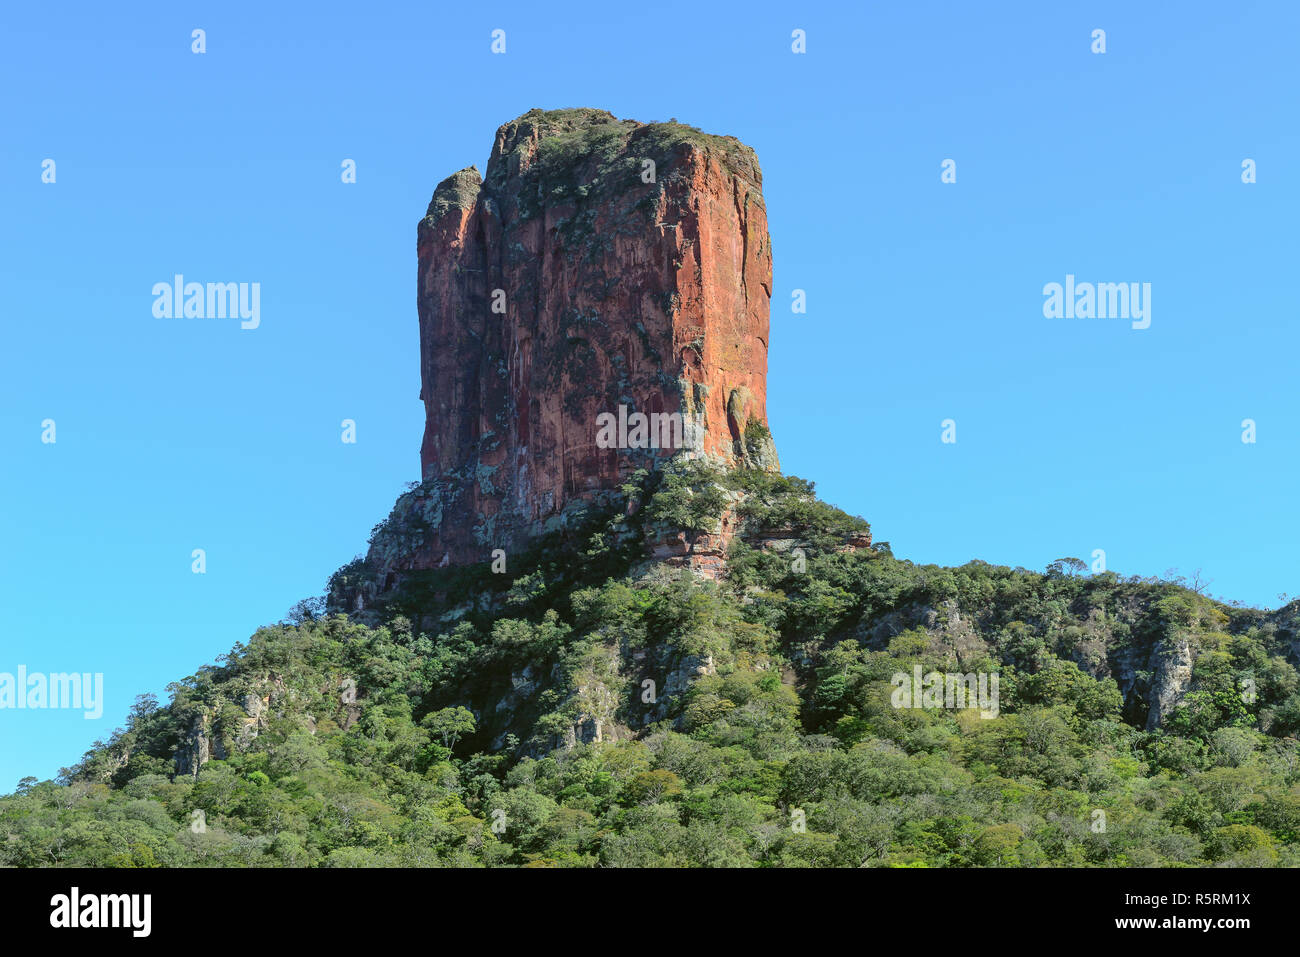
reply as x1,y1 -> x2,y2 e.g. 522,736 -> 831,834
390,108 -> 778,567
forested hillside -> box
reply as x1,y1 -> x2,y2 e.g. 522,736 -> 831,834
5,465 -> 1300,867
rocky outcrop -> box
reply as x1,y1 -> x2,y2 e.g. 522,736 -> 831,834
172,676 -> 310,777
1143,636 -> 1196,731
174,717 -> 212,779
378,108 -> 777,574
640,503 -> 872,582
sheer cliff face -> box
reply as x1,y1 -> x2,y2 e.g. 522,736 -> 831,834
405,108 -> 777,567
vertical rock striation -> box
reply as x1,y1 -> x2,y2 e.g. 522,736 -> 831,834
383,108 -> 778,570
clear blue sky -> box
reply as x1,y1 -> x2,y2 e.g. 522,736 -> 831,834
2,1 -> 1296,789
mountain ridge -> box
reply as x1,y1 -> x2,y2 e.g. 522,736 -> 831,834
5,112 -> 1300,869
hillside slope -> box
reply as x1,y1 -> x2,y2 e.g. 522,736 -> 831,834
5,463 -> 1299,868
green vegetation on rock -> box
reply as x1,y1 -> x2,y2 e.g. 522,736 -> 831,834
5,467 -> 1300,868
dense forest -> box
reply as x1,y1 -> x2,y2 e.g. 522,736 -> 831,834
4,464 -> 1300,867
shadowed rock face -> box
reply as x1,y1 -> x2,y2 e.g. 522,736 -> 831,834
401,108 -> 777,567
